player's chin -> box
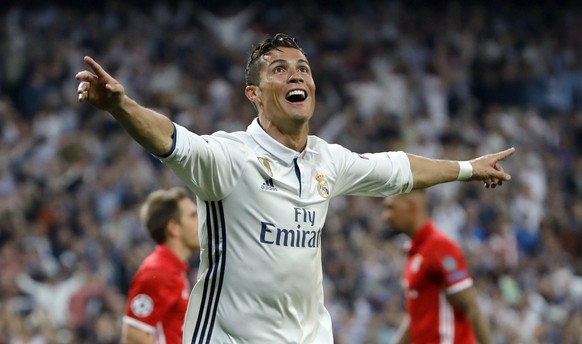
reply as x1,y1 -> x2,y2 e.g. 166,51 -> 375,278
286,106 -> 314,121
284,114 -> 311,125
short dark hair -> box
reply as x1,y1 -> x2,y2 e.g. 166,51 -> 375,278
244,33 -> 304,86
140,187 -> 189,244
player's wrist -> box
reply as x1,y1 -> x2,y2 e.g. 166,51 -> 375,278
457,161 -> 473,181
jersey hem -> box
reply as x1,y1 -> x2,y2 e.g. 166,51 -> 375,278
123,315 -> 157,333
446,278 -> 473,295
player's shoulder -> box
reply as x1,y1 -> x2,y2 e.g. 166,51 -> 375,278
308,135 -> 354,158
211,129 -> 246,141
426,230 -> 462,252
136,253 -> 181,275
309,135 -> 339,149
132,263 -> 183,287
208,130 -> 260,152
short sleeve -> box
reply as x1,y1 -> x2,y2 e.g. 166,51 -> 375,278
157,123 -> 249,201
124,268 -> 182,328
431,239 -> 473,295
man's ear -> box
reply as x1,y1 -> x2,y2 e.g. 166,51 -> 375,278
166,219 -> 179,238
245,85 -> 260,103
245,85 -> 260,111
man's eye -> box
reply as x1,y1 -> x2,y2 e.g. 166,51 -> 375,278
299,67 -> 310,73
274,66 -> 285,73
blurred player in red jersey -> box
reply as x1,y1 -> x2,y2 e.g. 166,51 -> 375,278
382,190 -> 492,344
122,187 -> 199,344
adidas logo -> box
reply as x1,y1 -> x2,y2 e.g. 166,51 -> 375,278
261,178 -> 278,191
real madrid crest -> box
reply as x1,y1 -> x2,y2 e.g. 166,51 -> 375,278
315,172 -> 330,198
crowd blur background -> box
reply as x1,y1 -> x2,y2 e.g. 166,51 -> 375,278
1,0 -> 582,343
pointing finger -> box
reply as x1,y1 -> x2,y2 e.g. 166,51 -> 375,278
494,147 -> 516,162
83,56 -> 113,80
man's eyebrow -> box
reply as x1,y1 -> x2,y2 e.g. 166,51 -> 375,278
268,59 -> 310,66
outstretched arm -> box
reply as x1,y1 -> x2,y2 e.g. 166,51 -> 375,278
75,56 -> 174,156
407,147 -> 515,190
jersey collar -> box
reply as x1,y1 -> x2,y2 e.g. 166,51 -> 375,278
408,220 -> 436,255
247,118 -> 318,165
155,245 -> 189,272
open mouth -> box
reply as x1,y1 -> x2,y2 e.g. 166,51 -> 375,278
285,89 -> 307,103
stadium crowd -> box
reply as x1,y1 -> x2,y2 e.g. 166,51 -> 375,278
1,1 -> 582,343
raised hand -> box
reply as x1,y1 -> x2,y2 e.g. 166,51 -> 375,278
469,147 -> 515,188
75,56 -> 125,112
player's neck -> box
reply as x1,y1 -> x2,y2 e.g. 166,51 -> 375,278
258,116 -> 308,152
165,241 -> 192,263
409,215 -> 429,238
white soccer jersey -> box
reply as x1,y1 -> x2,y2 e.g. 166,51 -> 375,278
159,118 -> 413,344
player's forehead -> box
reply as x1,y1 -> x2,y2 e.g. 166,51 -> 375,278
179,197 -> 197,214
259,47 -> 309,66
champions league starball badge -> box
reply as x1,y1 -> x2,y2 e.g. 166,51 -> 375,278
131,294 -> 154,317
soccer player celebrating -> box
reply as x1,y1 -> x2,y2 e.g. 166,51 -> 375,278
382,190 -> 493,344
76,33 -> 512,343
122,187 -> 199,344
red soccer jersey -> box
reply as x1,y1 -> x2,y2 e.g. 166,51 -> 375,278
403,221 -> 476,344
124,245 -> 191,344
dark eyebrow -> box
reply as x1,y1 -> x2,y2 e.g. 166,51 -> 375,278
268,59 -> 311,67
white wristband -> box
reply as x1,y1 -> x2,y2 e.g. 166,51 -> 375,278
457,161 -> 473,181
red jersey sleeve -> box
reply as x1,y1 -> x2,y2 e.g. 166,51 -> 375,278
430,237 -> 473,295
125,266 -> 183,329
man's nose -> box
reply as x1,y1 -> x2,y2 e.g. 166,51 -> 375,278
288,70 -> 304,83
